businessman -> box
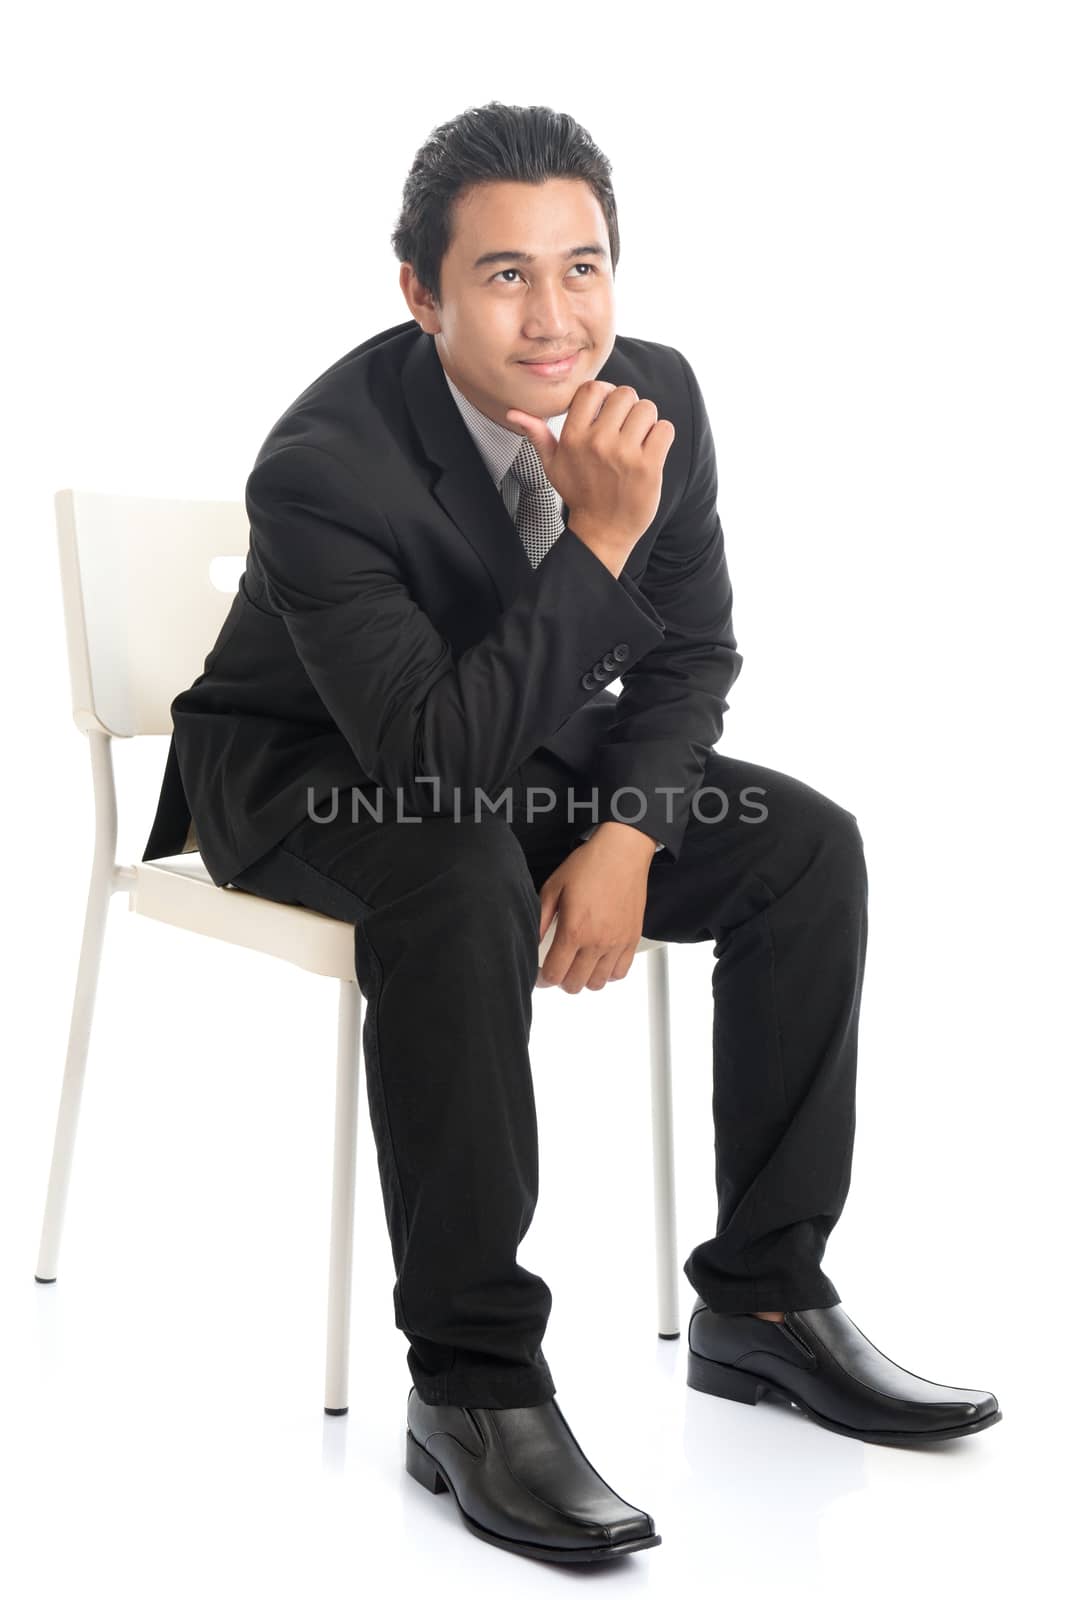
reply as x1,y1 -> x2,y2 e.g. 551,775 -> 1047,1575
142,102 -> 1000,1564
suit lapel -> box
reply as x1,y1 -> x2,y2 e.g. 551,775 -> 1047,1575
400,329 -> 624,614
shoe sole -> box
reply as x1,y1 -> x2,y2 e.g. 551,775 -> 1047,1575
405,1428 -> 662,1562
687,1349 -> 1003,1444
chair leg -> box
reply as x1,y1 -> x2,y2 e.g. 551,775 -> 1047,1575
324,976 -> 362,1415
647,945 -> 680,1338
35,847 -> 116,1285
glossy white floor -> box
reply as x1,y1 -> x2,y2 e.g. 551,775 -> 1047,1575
5,916 -> 1050,1597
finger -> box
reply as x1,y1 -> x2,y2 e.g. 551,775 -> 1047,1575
642,418 -> 676,464
504,407 -> 541,431
592,384 -> 643,432
560,947 -> 607,995
538,930 -> 578,988
619,396 -> 661,444
562,379 -> 618,433
505,410 -> 557,465
609,945 -> 638,982
585,948 -> 623,991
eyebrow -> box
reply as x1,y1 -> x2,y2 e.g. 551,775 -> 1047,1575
471,243 -> 608,271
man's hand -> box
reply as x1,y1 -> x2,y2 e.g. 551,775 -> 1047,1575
536,824 -> 656,994
506,381 -> 676,578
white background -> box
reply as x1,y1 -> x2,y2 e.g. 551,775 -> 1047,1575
2,2 -> 1063,1593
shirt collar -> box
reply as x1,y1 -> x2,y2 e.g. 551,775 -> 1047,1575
441,361 -> 567,489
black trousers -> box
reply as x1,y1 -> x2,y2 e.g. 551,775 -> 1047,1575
229,747 -> 868,1409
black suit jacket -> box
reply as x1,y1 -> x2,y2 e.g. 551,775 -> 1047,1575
141,318 -> 742,886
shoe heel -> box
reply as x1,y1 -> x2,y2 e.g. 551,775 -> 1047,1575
405,1428 -> 449,1494
688,1349 -> 769,1405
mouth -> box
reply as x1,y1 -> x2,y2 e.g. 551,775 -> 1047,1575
518,350 -> 582,379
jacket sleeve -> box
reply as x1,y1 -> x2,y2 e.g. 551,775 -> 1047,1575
588,349 -> 743,861
244,442 -> 669,816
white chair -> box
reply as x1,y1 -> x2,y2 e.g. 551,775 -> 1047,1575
37,488 -> 681,1416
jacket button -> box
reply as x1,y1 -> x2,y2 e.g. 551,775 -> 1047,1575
613,644 -> 629,662
593,663 -> 608,683
601,653 -> 616,671
581,672 -> 597,691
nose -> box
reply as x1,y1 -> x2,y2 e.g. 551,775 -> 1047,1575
521,279 -> 570,340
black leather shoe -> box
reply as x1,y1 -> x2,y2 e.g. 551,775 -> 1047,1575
687,1296 -> 1002,1443
405,1387 -> 661,1563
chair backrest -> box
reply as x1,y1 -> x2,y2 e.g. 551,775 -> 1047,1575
54,489 -> 249,737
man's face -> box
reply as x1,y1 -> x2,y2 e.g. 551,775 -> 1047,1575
399,176 -> 615,431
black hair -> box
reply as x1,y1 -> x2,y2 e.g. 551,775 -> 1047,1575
390,100 -> 620,306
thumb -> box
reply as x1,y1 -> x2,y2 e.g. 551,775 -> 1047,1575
505,408 -> 556,469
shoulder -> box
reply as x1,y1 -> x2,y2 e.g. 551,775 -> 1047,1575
249,318 -> 422,469
600,332 -> 698,397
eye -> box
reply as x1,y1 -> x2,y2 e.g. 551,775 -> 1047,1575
491,263 -> 598,283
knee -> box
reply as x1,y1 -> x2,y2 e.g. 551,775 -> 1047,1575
817,798 -> 867,890
824,797 -> 864,849
780,780 -> 865,876
421,817 -> 542,931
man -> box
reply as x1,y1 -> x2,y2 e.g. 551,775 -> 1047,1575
142,101 -> 1000,1564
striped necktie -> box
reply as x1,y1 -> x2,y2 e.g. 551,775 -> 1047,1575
509,437 -> 565,568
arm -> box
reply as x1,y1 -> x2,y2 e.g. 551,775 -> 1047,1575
244,442 -> 669,814
587,349 -> 743,861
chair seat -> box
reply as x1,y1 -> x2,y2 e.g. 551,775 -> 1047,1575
129,856 -> 359,981
128,854 -> 668,983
